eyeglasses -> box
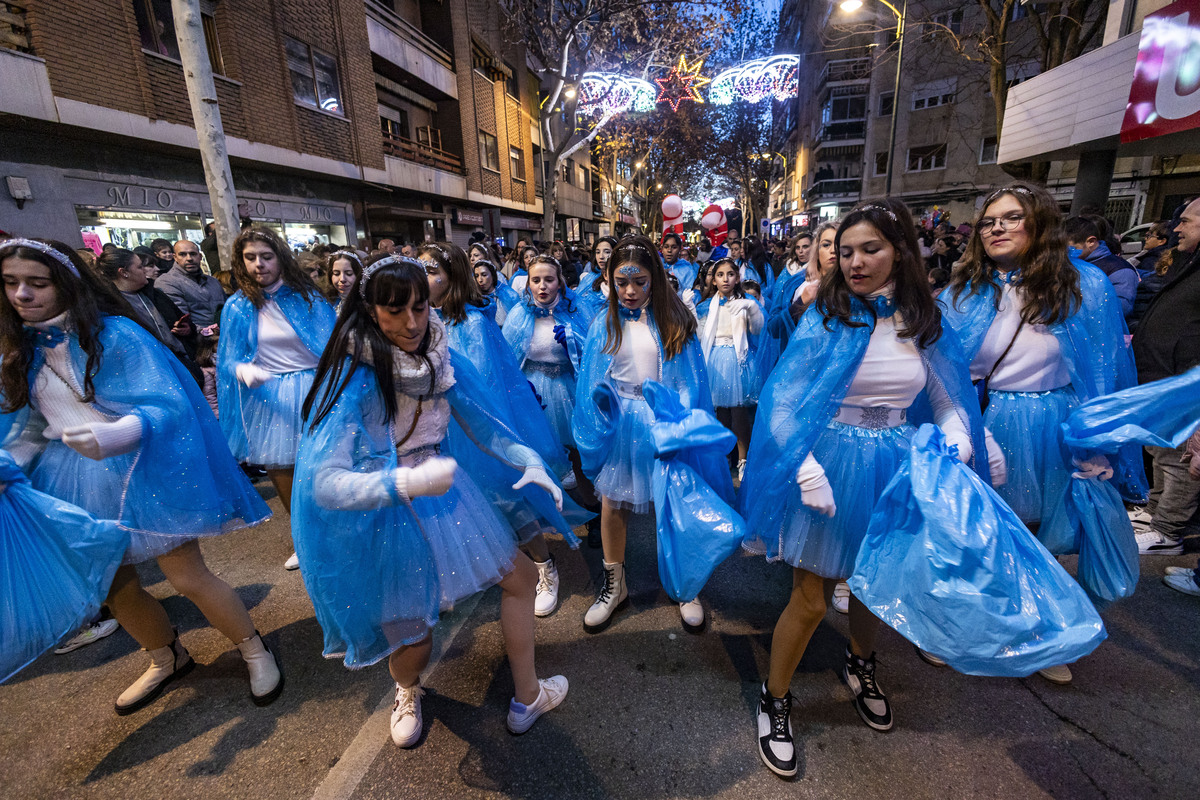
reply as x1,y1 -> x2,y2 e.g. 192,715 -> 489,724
978,213 -> 1026,236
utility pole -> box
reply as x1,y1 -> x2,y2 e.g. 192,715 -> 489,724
171,0 -> 240,271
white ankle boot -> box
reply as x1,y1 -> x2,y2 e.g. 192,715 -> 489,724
583,560 -> 628,633
679,598 -> 704,631
115,635 -> 194,715
236,632 -> 283,706
534,557 -> 560,617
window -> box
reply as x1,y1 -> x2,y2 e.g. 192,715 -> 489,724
878,92 -> 894,116
504,62 -> 521,99
133,0 -> 224,74
822,93 -> 867,123
911,78 -> 956,110
979,136 -> 998,164
1006,61 -> 1040,89
478,131 -> 500,172
907,143 -> 947,172
510,146 -> 526,180
285,36 -> 343,114
532,144 -> 545,195
925,9 -> 964,35
874,152 -> 889,176
379,105 -> 410,141
562,160 -> 574,185
578,165 -> 589,190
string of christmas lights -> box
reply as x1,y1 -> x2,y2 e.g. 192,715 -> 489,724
576,73 -> 658,115
708,55 -> 802,105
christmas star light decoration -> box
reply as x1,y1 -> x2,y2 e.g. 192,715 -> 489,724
655,55 -> 711,111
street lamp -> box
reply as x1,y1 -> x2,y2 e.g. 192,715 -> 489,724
839,0 -> 906,195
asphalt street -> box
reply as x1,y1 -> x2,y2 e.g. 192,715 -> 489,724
2,482 -> 1198,800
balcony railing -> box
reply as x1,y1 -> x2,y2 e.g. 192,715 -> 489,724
382,130 -> 464,175
818,57 -> 872,86
806,178 -> 862,201
816,119 -> 867,143
1,4 -> 32,54
366,0 -> 453,70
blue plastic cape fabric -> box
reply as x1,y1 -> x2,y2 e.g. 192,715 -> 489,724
574,279 -> 608,321
1,316 -> 270,551
217,287 -> 336,462
1066,476 -> 1139,606
573,309 -> 716,479
1061,364 -> 1200,453
939,257 -> 1147,502
739,302 -> 988,556
849,425 -> 1106,676
643,381 -> 742,602
501,293 -> 591,374
665,260 -> 699,294
0,451 -> 129,683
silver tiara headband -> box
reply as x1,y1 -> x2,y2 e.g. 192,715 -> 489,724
985,185 -> 1034,204
359,255 -> 424,299
859,204 -> 899,222
0,238 -> 80,277
333,250 -> 363,268
534,255 -> 562,269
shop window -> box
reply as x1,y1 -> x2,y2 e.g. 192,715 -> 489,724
285,36 -> 343,115
878,91 -> 894,116
979,136 -> 998,164
510,146 -> 526,181
133,0 -> 224,75
478,130 -> 500,172
874,152 -> 889,176
911,78 -> 956,110
907,143 -> 947,172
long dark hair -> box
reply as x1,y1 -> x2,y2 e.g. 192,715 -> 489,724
0,239 -> 149,411
948,181 -> 1081,325
708,258 -> 746,300
473,258 -> 500,293
590,235 -> 618,293
817,198 -> 942,348
231,226 -> 320,308
417,241 -> 483,325
303,256 -> 434,432
603,234 -> 697,360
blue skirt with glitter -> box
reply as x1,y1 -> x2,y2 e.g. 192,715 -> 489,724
706,344 -> 761,408
985,387 -> 1079,554
764,420 -> 914,578
523,362 -> 578,450
228,368 -> 314,468
592,394 -> 657,513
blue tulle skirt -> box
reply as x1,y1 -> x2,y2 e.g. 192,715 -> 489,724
525,365 -> 577,449
592,394 -> 657,513
765,421 -> 913,579
30,442 -> 207,564
230,368 -> 315,467
706,345 -> 760,408
986,388 -> 1078,554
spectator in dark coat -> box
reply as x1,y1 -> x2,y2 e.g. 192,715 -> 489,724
1065,214 -> 1138,320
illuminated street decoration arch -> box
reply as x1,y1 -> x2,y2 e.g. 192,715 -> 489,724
708,55 -> 801,105
576,73 -> 658,115
655,55 -> 711,111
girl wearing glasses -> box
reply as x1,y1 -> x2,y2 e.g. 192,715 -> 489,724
940,182 -> 1144,686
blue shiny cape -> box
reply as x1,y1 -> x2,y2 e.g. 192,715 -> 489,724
487,283 -> 521,317
644,381 -> 741,602
939,256 -> 1146,501
665,259 -> 699,293
2,316 -> 270,536
739,301 -> 988,548
0,451 -> 129,683
572,310 -> 715,478
501,294 -> 591,372
217,287 -> 336,459
1061,364 -> 1200,453
574,280 -> 607,321
849,425 -> 1106,676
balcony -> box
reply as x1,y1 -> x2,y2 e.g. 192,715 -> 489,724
382,129 -> 464,175
806,178 -> 862,202
814,119 -> 867,154
366,0 -> 457,100
1,3 -> 31,54
818,57 -> 872,88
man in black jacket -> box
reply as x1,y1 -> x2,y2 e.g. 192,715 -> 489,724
1132,197 -> 1200,555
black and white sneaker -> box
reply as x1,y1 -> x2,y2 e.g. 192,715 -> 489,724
756,683 -> 798,778
843,649 -> 893,731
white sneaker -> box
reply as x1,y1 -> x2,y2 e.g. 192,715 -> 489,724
534,558 -> 560,617
1127,506 -> 1153,526
507,675 -> 568,734
679,598 -> 704,632
1037,664 -> 1073,684
284,552 -> 300,570
1163,573 -> 1200,597
832,581 -> 850,614
736,459 -> 747,482
916,646 -> 947,667
390,683 -> 424,747
1136,530 -> 1184,556
1165,565 -> 1197,576
54,618 -> 120,654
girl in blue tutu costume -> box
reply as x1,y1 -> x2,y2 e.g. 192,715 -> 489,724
218,226 -> 335,570
939,182 -> 1142,685
417,241 -> 581,617
575,236 -> 618,321
695,258 -> 765,477
0,238 -> 280,715
738,201 -> 987,777
574,234 -> 720,633
293,256 -> 567,747
470,256 -> 520,327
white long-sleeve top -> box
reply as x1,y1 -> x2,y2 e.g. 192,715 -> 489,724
254,294 -> 319,375
970,282 -> 1070,392
610,312 -> 659,387
527,314 -> 569,364
842,314 -> 928,409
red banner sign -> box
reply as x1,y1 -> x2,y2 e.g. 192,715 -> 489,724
1121,0 -> 1200,143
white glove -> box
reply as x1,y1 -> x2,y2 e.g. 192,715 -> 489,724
795,455 -> 836,517
394,456 -> 457,501
61,416 -> 142,461
984,429 -> 1008,487
513,465 -> 564,511
728,298 -> 751,315
1072,454 -> 1114,481
236,362 -> 275,389
942,427 -> 973,464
